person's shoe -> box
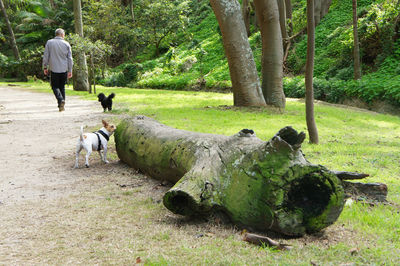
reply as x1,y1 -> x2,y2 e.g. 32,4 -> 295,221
59,100 -> 65,112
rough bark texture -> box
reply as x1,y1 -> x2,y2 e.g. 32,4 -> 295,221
285,0 -> 293,36
320,0 -> 332,20
305,0 -> 319,144
73,0 -> 89,91
254,0 -> 286,109
277,0 -> 288,42
115,116 -> 345,236
242,0 -> 251,37
314,0 -> 322,26
0,0 -> 20,60
352,0 -> 361,80
343,181 -> 387,202
333,171 -> 369,180
210,0 -> 266,107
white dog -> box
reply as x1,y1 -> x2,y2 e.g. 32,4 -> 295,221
74,120 -> 116,168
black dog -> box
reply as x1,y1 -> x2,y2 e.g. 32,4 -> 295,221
97,93 -> 115,112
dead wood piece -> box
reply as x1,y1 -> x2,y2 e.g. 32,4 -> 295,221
243,232 -> 292,250
333,171 -> 369,180
343,181 -> 387,202
115,116 -> 346,236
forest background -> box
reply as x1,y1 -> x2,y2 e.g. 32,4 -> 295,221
0,0 -> 399,111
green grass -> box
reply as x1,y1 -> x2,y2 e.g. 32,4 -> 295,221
3,81 -> 400,264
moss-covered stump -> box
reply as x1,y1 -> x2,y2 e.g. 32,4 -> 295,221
115,116 -> 345,236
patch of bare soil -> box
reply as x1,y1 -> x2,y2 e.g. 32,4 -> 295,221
0,86 -> 135,261
0,86 -> 362,264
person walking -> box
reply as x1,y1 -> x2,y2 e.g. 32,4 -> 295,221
43,28 -> 73,112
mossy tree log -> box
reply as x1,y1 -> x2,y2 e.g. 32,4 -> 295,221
115,116 -> 345,236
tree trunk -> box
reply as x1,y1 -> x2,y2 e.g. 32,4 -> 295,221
90,52 -> 96,94
277,0 -> 288,43
242,0 -> 251,37
91,55 -> 96,95
49,0 -> 56,9
305,0 -> 319,144
250,1 -> 258,32
155,40 -> 160,57
320,0 -> 332,19
254,0 -> 286,109
210,0 -> 266,107
115,116 -> 345,236
352,0 -> 361,80
285,0 -> 293,36
88,53 -> 95,94
129,0 -> 135,23
72,0 -> 89,91
0,0 -> 20,60
314,0 -> 321,26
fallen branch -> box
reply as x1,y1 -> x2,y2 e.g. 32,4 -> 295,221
333,171 -> 369,180
243,232 -> 292,250
343,181 -> 388,202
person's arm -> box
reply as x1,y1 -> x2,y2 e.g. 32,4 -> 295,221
43,41 -> 50,75
67,43 -> 73,78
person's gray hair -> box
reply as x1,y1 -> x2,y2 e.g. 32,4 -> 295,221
55,28 -> 65,36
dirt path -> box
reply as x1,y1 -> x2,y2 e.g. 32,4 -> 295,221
0,85 -> 111,203
0,86 -> 149,263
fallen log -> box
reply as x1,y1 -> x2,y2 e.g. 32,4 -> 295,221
342,181 -> 387,202
115,116 -> 345,236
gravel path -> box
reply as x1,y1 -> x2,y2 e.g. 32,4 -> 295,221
0,85 -> 135,263
0,85 -> 109,203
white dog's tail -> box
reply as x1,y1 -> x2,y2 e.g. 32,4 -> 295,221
79,126 -> 84,142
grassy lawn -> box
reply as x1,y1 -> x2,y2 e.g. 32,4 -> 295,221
3,81 -> 400,264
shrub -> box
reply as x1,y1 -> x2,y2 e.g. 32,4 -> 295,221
283,76 -> 346,104
99,63 -> 141,87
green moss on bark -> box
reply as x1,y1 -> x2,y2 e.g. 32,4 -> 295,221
116,117 -> 346,236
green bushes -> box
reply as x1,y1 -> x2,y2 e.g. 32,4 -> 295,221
136,72 -> 198,90
0,47 -> 43,80
284,76 -> 346,103
99,63 -> 141,87
284,53 -> 400,106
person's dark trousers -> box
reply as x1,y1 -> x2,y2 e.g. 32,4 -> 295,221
50,71 -> 67,106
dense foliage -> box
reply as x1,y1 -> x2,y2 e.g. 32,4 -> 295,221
0,0 -> 399,107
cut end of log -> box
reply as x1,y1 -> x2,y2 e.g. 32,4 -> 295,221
163,189 -> 199,216
272,168 -> 345,235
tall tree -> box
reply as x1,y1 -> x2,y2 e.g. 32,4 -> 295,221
277,0 -> 288,43
118,0 -> 135,23
305,0 -> 319,144
254,0 -> 286,109
242,0 -> 251,37
72,0 -> 89,91
210,0 -> 266,106
352,0 -> 361,80
0,0 -> 20,60
284,0 -> 293,36
137,0 -> 190,57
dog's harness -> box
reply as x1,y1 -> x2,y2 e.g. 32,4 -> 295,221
93,130 -> 109,151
